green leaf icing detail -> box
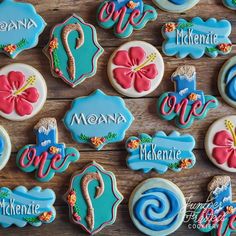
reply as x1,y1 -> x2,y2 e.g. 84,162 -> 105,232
177,23 -> 194,29
24,217 -> 40,223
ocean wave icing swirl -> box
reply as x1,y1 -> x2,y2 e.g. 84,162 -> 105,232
169,0 -> 188,5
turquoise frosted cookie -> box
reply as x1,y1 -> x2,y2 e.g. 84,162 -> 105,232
223,0 -> 236,10
16,118 -> 80,182
97,0 -> 158,38
64,162 -> 123,234
157,65 -> 218,129
129,178 -> 186,236
0,126 -> 11,171
126,131 -> 196,173
44,14 -> 103,88
63,90 -> 134,150
162,17 -> 232,59
193,176 -> 236,236
0,0 -> 46,58
0,186 -> 56,228
153,0 -> 200,13
218,56 -> 236,108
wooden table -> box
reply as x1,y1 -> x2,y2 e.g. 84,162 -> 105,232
0,0 -> 235,235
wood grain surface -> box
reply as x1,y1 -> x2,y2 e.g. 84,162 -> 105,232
0,0 -> 235,235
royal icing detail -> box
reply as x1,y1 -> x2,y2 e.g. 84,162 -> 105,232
162,17 -> 232,59
0,126 -> 11,171
44,14 -> 103,88
193,176 -> 236,236
97,0 -> 157,38
126,131 -> 196,173
223,0 -> 236,10
0,63 -> 47,121
129,178 -> 186,236
108,41 -> 164,97
16,118 -> 80,182
153,0 -> 199,13
205,115 -> 236,172
157,65 -> 218,129
218,56 -> 236,108
63,90 -> 134,150
0,186 -> 55,228
64,162 -> 123,234
0,0 -> 46,58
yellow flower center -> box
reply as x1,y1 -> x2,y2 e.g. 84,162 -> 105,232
133,53 -> 157,72
14,76 -> 36,96
225,120 -> 236,146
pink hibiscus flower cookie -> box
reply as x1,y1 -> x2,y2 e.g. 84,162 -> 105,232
107,41 -> 164,97
0,63 -> 47,121
205,115 -> 236,172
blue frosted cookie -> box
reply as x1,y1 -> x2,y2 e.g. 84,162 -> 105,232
223,0 -> 236,10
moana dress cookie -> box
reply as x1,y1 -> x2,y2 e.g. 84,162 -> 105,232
126,131 -> 196,173
205,115 -> 236,172
107,41 -> 164,97
162,17 -> 232,59
153,0 -> 200,13
157,65 -> 218,129
194,176 -> 236,236
218,56 -> 236,108
16,118 -> 80,182
0,186 -> 56,228
44,14 -> 103,88
0,63 -> 47,121
97,0 -> 157,38
64,162 -> 123,234
223,0 -> 236,10
63,90 -> 134,150
0,126 -> 11,171
129,178 -> 186,236
0,0 -> 46,58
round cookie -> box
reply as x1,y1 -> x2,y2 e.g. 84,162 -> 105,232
129,178 -> 186,236
0,63 -> 47,121
108,41 -> 164,98
153,0 -> 200,13
218,56 -> 236,108
205,115 -> 236,172
223,0 -> 236,10
0,126 -> 11,170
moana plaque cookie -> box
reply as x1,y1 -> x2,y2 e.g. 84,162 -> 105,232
16,118 -> 80,182
129,178 -> 186,236
0,126 -> 11,171
193,176 -> 236,236
0,63 -> 47,121
63,90 -> 134,150
107,41 -> 164,97
162,17 -> 232,59
64,162 -> 123,234
157,65 -> 218,129
97,0 -> 157,38
0,0 -> 46,58
44,14 -> 103,88
205,115 -> 236,172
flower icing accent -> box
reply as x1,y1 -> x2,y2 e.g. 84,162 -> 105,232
67,190 -> 77,207
226,206 -> 235,215
212,120 -> 236,168
90,137 -> 106,147
38,212 -> 53,222
73,212 -> 81,221
0,72 -> 39,116
49,38 -> 58,52
188,93 -> 198,101
113,47 -> 158,93
49,146 -> 59,154
127,139 -> 140,149
164,23 -> 177,32
218,43 -> 232,53
179,159 -> 192,169
127,1 -> 138,9
4,44 -> 17,54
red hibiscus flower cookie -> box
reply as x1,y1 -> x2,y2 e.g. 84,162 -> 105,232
0,63 -> 47,121
107,41 -> 164,97
205,115 -> 236,172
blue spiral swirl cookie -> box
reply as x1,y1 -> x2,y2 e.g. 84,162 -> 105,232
129,178 -> 186,236
223,0 -> 236,10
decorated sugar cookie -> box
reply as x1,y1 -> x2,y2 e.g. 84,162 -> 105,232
205,115 -> 236,172
64,162 -> 123,234
0,126 -> 11,171
44,14 -> 103,88
63,90 -> 134,150
97,0 -> 158,38
193,176 -> 236,236
0,186 -> 55,228
162,17 -> 232,59
0,63 -> 47,121
153,0 -> 200,13
218,56 -> 236,108
0,0 -> 46,58
129,178 -> 186,236
223,0 -> 236,10
16,118 -> 80,182
107,41 -> 164,97
126,131 -> 196,173
157,65 -> 218,129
